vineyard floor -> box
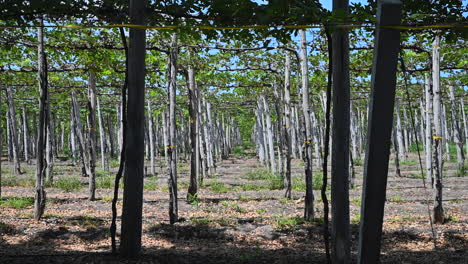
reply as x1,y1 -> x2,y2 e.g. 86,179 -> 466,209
0,152 -> 467,263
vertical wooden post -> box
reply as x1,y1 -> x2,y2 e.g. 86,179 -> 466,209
331,0 -> 350,262
358,1 -> 402,263
120,0 -> 146,257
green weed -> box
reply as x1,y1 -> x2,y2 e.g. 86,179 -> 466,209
70,215 -> 103,228
96,175 -> 115,189
389,195 -> 403,202
351,197 -> 362,206
352,213 -> 361,224
209,182 -> 231,193
144,178 -> 158,191
292,173 -> 326,191
0,197 -> 34,209
400,160 -> 417,166
2,176 -> 35,187
54,177 -> 83,192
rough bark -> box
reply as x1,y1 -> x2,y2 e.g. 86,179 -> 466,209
424,74 -> 433,184
167,33 -> 179,224
34,18 -> 48,220
395,99 -> 406,161
392,122 -> 402,177
70,106 -> 77,165
299,29 -> 314,220
461,98 -> 468,156
86,71 -> 97,200
6,86 -> 22,174
97,98 -> 107,171
71,92 -> 93,181
283,53 -> 292,198
147,100 -> 156,175
432,34 -> 444,224
262,95 -> 276,173
22,107 -> 30,163
187,59 -> 198,201
0,91 -> 3,198
45,106 -> 54,182
273,84 -> 284,176
448,83 -> 464,175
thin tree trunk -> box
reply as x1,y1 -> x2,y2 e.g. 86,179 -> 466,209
392,124 -> 402,177
255,105 -> 266,163
283,53 -> 292,198
425,74 -> 433,184
70,105 -> 77,165
198,96 -> 207,184
6,86 -> 22,174
442,104 -> 450,160
97,98 -> 107,171
167,33 -> 178,224
147,100 -> 156,175
262,95 -> 276,173
87,71 -> 97,200
71,92 -> 93,183
448,83 -> 464,175
0,91 -> 3,198
299,29 -> 314,220
45,106 -> 54,183
395,99 -> 406,161
34,18 -> 48,220
273,84 -> 284,176
22,107 -> 30,163
6,112 -> 12,162
187,59 -> 198,200
461,98 -> 468,156
107,114 -> 116,159
432,34 -> 444,224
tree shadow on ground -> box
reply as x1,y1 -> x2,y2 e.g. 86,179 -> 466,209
1,221 -> 467,263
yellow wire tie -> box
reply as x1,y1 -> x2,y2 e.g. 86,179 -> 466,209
433,136 -> 443,140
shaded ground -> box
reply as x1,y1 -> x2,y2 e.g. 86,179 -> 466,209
0,151 -> 467,263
